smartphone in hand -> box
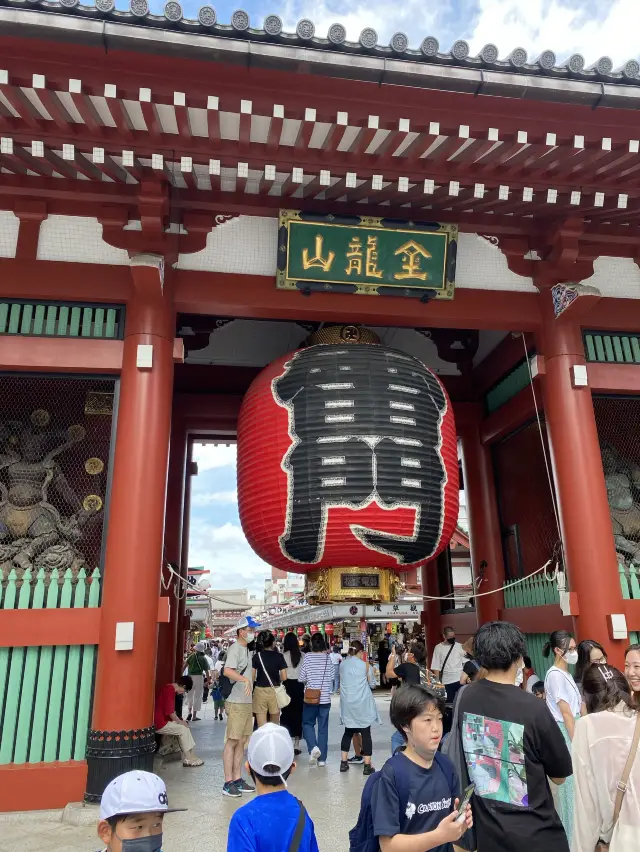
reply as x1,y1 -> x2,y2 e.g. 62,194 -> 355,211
456,784 -> 475,823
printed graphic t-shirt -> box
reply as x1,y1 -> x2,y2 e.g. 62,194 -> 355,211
252,650 -> 287,688
372,752 -> 459,852
456,679 -> 572,852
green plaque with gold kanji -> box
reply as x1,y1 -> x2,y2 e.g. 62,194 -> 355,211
277,211 -> 457,299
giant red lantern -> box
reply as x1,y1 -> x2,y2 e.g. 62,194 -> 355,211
237,329 -> 458,601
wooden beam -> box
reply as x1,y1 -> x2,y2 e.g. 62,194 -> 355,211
174,271 -> 542,331
588,362 -> 640,394
480,383 -> 542,445
0,336 -> 124,373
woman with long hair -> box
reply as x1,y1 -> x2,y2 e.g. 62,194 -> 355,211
625,643 -> 640,703
251,629 -> 287,727
339,640 -> 379,776
280,631 -> 305,754
574,639 -> 607,692
572,664 -> 640,851
543,629 -> 581,845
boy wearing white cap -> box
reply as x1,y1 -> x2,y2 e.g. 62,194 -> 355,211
227,723 -> 319,852
97,770 -> 185,852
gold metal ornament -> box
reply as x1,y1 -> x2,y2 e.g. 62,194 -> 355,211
85,392 -> 114,416
30,409 -> 50,427
83,495 -> 103,512
85,458 -> 104,475
305,566 -> 398,603
68,424 -> 86,442
305,325 -> 380,347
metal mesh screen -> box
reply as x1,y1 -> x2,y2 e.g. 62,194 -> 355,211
0,374 -> 116,587
594,396 -> 640,597
493,419 -> 561,579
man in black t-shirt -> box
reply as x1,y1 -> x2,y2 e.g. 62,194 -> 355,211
455,622 -> 572,852
386,641 -> 426,685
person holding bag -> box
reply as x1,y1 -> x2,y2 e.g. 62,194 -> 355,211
572,663 -> 640,852
298,633 -> 332,767
252,630 -> 288,728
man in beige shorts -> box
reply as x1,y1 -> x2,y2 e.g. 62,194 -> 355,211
222,615 -> 260,798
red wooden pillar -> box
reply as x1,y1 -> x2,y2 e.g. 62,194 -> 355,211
421,559 -> 441,661
86,257 -> 175,800
175,443 -> 194,678
459,409 -> 505,626
538,290 -> 626,668
155,416 -> 187,692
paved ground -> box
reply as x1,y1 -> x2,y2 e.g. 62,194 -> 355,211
0,692 -> 396,851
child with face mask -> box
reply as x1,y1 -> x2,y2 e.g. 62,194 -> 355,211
97,771 -> 185,852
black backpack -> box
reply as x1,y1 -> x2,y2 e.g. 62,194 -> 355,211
219,659 -> 248,700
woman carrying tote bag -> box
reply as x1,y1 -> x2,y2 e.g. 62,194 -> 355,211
252,630 -> 288,727
572,664 -> 640,852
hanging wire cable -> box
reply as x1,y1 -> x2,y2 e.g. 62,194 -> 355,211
521,334 -> 565,560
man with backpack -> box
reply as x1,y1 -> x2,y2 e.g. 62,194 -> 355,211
221,616 -> 260,798
350,683 -> 472,852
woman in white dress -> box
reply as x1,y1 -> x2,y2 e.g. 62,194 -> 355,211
543,629 -> 582,846
572,664 -> 640,851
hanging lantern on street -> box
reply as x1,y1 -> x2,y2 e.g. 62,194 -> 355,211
310,624 -> 319,634
325,623 -> 335,636
237,325 -> 458,603
296,626 -> 305,636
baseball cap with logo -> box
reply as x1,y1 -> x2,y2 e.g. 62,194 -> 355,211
247,723 -> 295,785
236,615 -> 261,631
99,771 -> 187,821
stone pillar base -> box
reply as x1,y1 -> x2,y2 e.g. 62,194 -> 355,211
84,726 -> 156,803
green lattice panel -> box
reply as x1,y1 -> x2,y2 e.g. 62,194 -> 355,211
0,301 -> 124,339
485,359 -> 533,414
584,331 -> 640,364
0,644 -> 96,765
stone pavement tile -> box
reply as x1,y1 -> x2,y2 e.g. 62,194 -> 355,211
0,692 -> 395,852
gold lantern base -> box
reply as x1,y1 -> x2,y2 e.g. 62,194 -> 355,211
305,567 -> 402,604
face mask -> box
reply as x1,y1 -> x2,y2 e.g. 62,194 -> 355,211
447,637 -> 456,645
515,666 -> 524,687
245,632 -> 255,643
564,650 -> 578,665
116,833 -> 163,852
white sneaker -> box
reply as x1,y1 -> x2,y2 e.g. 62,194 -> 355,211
309,747 -> 321,766
318,761 -> 326,767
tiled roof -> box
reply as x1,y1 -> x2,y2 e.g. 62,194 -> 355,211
2,0 -> 639,85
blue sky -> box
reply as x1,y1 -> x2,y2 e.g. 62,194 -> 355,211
120,0 -> 638,66
188,443 -> 272,599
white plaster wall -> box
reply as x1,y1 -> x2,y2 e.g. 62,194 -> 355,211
176,216 -> 277,274
37,216 -> 130,265
455,233 -> 537,292
582,256 -> 640,299
0,211 -> 19,258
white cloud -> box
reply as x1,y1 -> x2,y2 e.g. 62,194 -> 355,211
273,0 -> 638,65
191,490 -> 238,506
468,0 -> 640,65
188,519 -> 273,598
193,443 -> 237,471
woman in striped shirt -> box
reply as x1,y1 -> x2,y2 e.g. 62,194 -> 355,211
298,632 -> 333,767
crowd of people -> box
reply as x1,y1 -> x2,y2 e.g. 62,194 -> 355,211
145,619 -> 640,852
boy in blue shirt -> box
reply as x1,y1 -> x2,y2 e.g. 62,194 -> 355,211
227,723 -> 319,852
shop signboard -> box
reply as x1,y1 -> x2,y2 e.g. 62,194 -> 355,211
277,210 -> 457,299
